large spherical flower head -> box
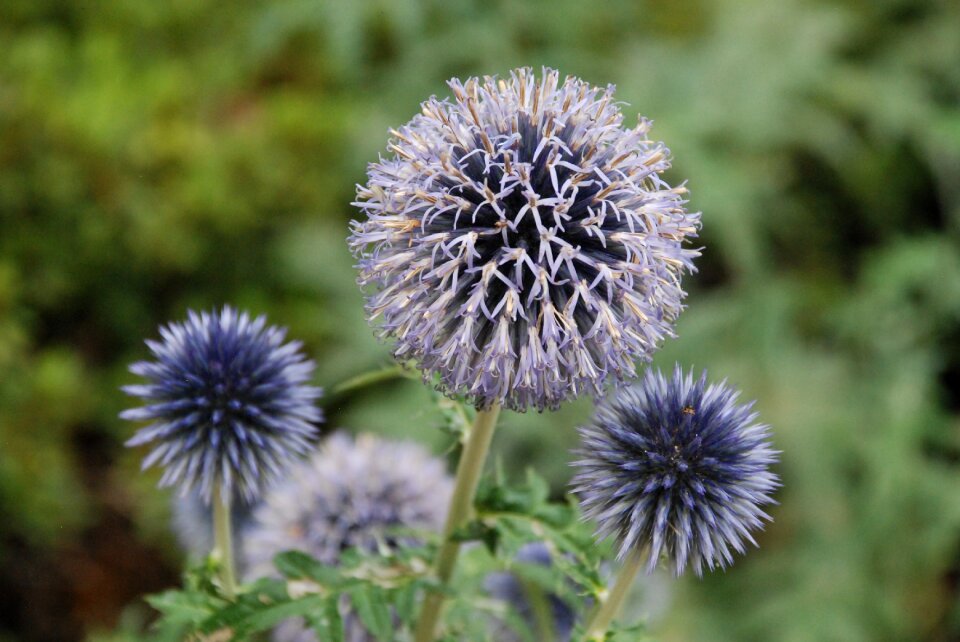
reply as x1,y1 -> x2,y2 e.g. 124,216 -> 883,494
244,432 -> 453,642
121,307 -> 323,504
349,67 -> 700,412
572,365 -> 779,576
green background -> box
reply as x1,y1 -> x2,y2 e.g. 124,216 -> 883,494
1,0 -> 958,640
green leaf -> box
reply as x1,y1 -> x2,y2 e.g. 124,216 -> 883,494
393,584 -> 417,626
219,595 -> 326,637
451,518 -> 501,555
274,550 -> 342,586
348,585 -> 393,641
145,589 -> 220,626
306,597 -> 345,642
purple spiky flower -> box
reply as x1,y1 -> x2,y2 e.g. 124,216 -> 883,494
121,307 -> 323,504
244,432 -> 453,642
349,67 -> 700,412
572,365 -> 779,576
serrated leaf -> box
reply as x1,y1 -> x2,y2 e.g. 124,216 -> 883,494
306,597 -> 345,642
274,550 -> 342,586
348,585 -> 393,641
525,469 -> 550,506
450,518 -> 501,555
393,584 -> 417,625
209,595 -> 326,637
146,589 -> 220,626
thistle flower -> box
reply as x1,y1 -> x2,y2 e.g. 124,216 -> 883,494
572,366 -> 779,576
483,543 -> 577,642
244,432 -> 453,642
121,307 -> 323,504
350,67 -> 700,412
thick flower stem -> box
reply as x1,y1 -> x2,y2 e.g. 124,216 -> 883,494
212,482 -> 237,600
583,546 -> 646,641
414,404 -> 501,642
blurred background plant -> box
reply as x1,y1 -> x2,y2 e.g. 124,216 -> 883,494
0,0 -> 958,640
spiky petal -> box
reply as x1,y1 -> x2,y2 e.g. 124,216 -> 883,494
350,67 -> 700,412
121,307 -> 323,503
572,365 -> 779,576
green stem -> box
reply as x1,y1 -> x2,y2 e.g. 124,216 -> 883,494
519,577 -> 556,641
212,481 -> 237,600
583,546 -> 646,641
414,404 -> 501,642
331,365 -> 407,398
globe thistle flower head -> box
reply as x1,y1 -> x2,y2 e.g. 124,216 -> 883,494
244,432 -> 453,642
245,432 -> 452,571
350,67 -> 700,412
121,307 -> 323,504
572,365 -> 779,576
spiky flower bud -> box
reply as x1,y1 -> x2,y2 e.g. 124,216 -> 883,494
350,67 -> 700,411
572,366 -> 779,576
121,307 -> 323,503
244,433 -> 454,642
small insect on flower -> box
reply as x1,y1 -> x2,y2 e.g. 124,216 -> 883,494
244,432 -> 453,642
121,307 -> 323,504
350,67 -> 700,412
572,365 -> 779,576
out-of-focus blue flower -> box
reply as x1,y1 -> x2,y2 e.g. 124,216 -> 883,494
121,307 -> 323,503
483,543 -> 577,642
244,432 -> 453,642
572,365 -> 779,576
350,67 -> 700,412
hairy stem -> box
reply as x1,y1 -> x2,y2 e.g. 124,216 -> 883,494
212,482 -> 237,599
414,404 -> 501,642
583,546 -> 646,641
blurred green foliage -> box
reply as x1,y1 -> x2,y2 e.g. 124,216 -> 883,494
0,0 -> 958,640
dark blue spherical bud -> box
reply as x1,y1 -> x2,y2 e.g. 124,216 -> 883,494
121,307 -> 323,503
572,365 -> 779,576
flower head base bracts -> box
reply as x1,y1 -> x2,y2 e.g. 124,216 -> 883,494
121,307 -> 323,504
244,433 -> 453,642
572,366 -> 779,576
350,67 -> 700,412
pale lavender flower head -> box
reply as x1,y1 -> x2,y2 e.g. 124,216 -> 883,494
350,67 -> 700,412
572,366 -> 779,576
244,432 -> 453,642
121,307 -> 323,504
